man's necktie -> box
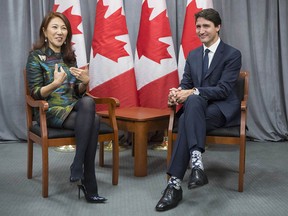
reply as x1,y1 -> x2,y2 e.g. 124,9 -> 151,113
202,49 -> 210,79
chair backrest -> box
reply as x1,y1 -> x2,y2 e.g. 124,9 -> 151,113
23,69 -> 35,127
23,69 -> 40,123
235,76 -> 244,101
237,71 -> 249,102
233,71 -> 249,103
23,69 -> 30,96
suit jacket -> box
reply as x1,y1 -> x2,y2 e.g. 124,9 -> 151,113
180,40 -> 242,126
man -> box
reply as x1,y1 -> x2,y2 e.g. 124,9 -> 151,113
155,8 -> 242,211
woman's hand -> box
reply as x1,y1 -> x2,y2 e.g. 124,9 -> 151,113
70,64 -> 90,85
53,64 -> 67,87
40,64 -> 67,98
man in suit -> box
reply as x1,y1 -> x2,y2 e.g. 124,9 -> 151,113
155,8 -> 242,211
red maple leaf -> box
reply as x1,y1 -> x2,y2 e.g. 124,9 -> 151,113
52,4 -> 59,12
136,0 -> 172,64
91,0 -> 129,62
182,1 -> 202,58
60,6 -> 83,35
53,4 -> 83,46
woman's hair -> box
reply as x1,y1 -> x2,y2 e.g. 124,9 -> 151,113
32,11 -> 76,66
194,8 -> 222,28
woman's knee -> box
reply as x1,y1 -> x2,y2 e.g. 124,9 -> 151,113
81,96 -> 95,106
93,114 -> 101,130
95,114 -> 100,124
78,96 -> 95,112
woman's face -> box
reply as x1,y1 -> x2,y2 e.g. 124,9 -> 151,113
43,17 -> 68,53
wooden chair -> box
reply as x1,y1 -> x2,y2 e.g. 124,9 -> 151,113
167,71 -> 249,192
24,69 -> 120,198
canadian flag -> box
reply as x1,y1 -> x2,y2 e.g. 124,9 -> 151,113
178,0 -> 213,81
53,0 -> 87,68
89,0 -> 138,108
135,0 -> 179,109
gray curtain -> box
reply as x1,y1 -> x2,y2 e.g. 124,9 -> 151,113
0,0 -> 287,141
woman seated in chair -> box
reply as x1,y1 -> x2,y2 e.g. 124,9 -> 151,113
26,11 -> 106,203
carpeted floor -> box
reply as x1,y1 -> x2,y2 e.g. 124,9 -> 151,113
0,140 -> 288,216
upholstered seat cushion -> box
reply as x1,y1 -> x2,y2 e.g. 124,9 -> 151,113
172,125 -> 240,137
30,122 -> 114,139
206,126 -> 240,137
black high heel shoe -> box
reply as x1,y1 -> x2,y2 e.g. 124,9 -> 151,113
77,184 -> 107,203
70,165 -> 84,183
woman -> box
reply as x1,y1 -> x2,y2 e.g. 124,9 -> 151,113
26,11 -> 106,203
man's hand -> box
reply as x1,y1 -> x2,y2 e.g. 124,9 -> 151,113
176,89 -> 195,104
168,87 -> 181,106
168,87 -> 195,106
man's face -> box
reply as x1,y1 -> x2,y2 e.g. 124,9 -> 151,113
196,17 -> 220,47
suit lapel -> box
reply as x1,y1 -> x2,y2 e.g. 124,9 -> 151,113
204,41 -> 224,79
196,47 -> 204,85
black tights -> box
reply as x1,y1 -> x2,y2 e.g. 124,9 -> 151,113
63,96 -> 100,195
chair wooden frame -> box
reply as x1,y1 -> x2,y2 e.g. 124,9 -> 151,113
167,71 -> 249,192
24,69 -> 120,197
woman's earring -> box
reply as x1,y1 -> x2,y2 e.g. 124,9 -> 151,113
45,38 -> 47,43
64,41 -> 66,45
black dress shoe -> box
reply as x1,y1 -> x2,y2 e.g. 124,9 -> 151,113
188,167 -> 208,189
78,184 -> 107,203
155,185 -> 182,211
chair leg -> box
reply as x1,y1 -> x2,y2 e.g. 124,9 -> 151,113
243,138 -> 247,174
27,139 -> 33,179
112,137 -> 119,185
166,132 -> 174,181
238,138 -> 245,192
167,133 -> 173,167
99,142 -> 104,167
131,133 -> 135,157
42,143 -> 49,198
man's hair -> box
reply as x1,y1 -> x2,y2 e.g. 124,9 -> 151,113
194,8 -> 222,27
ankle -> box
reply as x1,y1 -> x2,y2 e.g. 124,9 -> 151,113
70,164 -> 84,181
168,176 -> 182,190
190,150 -> 204,170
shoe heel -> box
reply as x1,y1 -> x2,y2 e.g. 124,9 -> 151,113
77,184 -> 84,199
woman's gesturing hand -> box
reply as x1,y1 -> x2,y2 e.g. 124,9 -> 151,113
70,64 -> 90,85
53,63 -> 67,87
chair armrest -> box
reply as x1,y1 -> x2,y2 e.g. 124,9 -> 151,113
25,95 -> 50,138
241,101 -> 247,111
26,95 -> 49,111
167,105 -> 176,164
85,93 -> 120,107
168,105 -> 176,132
86,93 -> 119,132
240,100 -> 248,136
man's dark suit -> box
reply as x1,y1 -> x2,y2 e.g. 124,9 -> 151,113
167,40 -> 242,179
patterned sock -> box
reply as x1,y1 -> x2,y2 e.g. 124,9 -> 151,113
190,150 -> 204,170
168,176 -> 182,190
